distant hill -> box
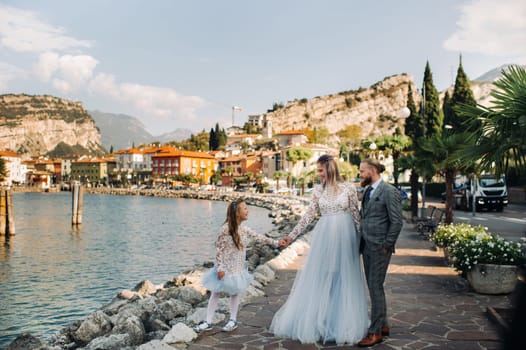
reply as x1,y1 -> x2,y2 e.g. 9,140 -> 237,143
474,64 -> 526,82
88,111 -> 192,151
89,111 -> 153,151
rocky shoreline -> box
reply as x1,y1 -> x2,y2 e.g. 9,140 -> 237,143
8,189 -> 315,350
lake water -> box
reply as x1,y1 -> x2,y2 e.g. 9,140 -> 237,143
0,192 -> 274,348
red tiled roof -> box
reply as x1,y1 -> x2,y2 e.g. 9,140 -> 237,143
277,130 -> 305,135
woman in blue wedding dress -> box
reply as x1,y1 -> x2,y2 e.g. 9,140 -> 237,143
270,154 -> 369,345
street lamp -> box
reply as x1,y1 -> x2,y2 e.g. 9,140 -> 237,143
369,141 -> 377,158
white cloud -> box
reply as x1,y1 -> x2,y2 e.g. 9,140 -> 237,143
0,61 -> 27,91
33,52 -> 98,93
89,73 -> 206,126
0,5 -> 92,53
444,0 -> 526,59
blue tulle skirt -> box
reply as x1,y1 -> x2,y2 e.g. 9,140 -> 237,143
270,212 -> 369,344
202,266 -> 253,295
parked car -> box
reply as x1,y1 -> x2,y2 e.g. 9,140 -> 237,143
399,186 -> 422,202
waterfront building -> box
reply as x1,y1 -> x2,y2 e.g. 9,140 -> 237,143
71,157 -> 116,186
276,130 -> 308,148
0,150 -> 25,186
151,149 -> 215,185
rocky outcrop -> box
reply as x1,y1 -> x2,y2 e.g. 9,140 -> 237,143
0,94 -> 104,156
265,74 -> 418,140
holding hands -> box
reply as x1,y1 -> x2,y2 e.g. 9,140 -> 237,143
278,236 -> 292,247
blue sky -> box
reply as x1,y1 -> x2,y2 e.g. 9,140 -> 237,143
0,0 -> 525,135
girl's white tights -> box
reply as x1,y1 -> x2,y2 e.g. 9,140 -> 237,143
206,292 -> 240,323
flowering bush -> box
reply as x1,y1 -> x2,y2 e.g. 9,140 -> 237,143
450,233 -> 524,273
432,223 -> 525,273
432,223 -> 487,248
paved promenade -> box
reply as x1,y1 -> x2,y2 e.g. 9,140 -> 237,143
189,222 -> 512,350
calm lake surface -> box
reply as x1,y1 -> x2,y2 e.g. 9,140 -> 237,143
0,192 -> 274,347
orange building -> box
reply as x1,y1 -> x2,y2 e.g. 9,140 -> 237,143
152,150 -> 215,184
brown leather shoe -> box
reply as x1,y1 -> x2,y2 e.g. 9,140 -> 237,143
358,333 -> 383,347
381,326 -> 390,336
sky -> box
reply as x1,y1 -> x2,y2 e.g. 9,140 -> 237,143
0,0 -> 525,136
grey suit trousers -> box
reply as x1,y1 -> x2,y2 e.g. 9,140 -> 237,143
362,245 -> 392,334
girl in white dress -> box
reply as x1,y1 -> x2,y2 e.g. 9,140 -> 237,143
270,154 -> 369,345
194,198 -> 286,333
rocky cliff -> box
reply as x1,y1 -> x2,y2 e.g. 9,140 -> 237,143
0,94 -> 104,156
265,74 -> 417,141
264,73 -> 494,143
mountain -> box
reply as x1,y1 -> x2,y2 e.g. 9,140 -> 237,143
88,110 -> 192,151
155,129 -> 193,143
0,94 -> 105,157
88,111 -> 153,151
474,64 -> 526,82
265,74 -> 416,142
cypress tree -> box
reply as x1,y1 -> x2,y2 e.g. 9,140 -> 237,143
404,84 -> 424,141
422,61 -> 443,137
209,128 -> 217,150
442,90 -> 453,129
450,56 -> 477,131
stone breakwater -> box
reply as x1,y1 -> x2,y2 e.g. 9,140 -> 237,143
7,189 -> 315,350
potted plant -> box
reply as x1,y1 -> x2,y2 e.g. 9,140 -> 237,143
449,233 -> 525,294
432,223 -> 487,261
401,199 -> 412,221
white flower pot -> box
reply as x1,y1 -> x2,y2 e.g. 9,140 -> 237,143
467,263 -> 518,294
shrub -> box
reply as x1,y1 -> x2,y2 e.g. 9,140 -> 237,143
450,234 -> 524,273
432,223 -> 487,248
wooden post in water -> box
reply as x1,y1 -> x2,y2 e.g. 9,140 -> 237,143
72,183 -> 83,225
0,189 -> 15,235
0,190 -> 6,236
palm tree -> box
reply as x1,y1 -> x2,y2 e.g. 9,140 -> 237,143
420,131 -> 472,224
273,170 -> 285,191
456,65 -> 526,176
376,133 -> 411,186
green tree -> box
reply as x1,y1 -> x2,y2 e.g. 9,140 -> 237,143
376,133 -> 411,186
447,56 -> 477,131
209,127 -> 217,150
273,170 -> 285,191
285,147 -> 313,169
0,158 -> 6,182
456,65 -> 526,176
403,83 -> 425,217
404,84 -> 425,140
442,90 -> 453,129
312,126 -> 330,144
419,130 -> 472,224
422,61 -> 444,137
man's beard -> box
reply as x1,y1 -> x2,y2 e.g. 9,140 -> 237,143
361,177 -> 372,187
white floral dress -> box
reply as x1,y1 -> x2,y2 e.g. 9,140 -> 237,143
202,223 -> 278,294
270,182 -> 369,345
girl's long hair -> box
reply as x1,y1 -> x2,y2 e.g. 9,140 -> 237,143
225,198 -> 244,250
317,154 -> 342,189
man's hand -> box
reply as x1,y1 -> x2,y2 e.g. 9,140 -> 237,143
279,237 -> 292,247
217,270 -> 225,280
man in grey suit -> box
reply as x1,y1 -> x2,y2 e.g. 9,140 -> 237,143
358,158 -> 403,347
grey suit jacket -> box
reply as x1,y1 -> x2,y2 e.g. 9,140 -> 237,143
360,180 -> 403,250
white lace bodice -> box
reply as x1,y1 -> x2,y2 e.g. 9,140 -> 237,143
215,223 -> 278,275
288,182 -> 361,241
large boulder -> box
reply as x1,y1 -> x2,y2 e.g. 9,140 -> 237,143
7,333 -> 44,350
163,323 -> 197,344
111,313 -> 145,345
74,310 -> 112,344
